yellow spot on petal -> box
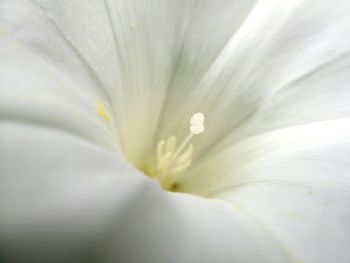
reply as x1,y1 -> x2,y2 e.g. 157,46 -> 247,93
96,101 -> 109,123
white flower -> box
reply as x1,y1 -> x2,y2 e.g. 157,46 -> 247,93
1,0 -> 350,262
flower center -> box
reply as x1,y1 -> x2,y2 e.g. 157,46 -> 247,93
155,113 -> 205,191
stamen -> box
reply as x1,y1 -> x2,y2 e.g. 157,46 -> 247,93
156,112 -> 205,190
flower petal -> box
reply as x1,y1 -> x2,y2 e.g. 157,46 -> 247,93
0,122 -> 291,263
186,118 -> 350,263
234,0 -> 350,140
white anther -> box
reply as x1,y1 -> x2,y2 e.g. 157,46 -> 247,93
190,112 -> 204,124
190,123 -> 204,134
190,112 -> 205,135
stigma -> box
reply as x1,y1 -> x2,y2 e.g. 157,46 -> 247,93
155,113 -> 205,190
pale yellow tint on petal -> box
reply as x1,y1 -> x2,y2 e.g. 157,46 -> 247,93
96,101 -> 109,123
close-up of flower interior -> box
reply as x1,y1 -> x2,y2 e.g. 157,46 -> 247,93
1,0 -> 350,263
